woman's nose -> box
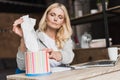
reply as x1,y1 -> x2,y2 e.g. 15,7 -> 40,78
54,16 -> 58,21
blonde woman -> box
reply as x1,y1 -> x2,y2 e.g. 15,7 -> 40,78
13,3 -> 74,70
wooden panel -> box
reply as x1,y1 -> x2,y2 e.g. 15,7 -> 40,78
71,48 -> 109,64
0,13 -> 41,58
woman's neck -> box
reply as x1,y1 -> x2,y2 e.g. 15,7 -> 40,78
45,29 -> 57,40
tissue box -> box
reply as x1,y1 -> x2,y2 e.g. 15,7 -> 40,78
25,51 -> 51,76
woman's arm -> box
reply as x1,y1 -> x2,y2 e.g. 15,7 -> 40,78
48,38 -> 75,64
12,18 -> 27,70
19,38 -> 27,52
60,38 -> 75,64
16,38 -> 27,70
16,49 -> 25,70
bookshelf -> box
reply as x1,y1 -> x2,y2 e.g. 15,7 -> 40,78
71,3 -> 120,47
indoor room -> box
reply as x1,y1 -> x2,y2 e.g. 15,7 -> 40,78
0,0 -> 120,80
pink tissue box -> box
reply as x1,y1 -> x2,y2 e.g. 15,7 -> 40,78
25,51 -> 51,76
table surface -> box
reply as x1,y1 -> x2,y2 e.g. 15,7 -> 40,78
7,60 -> 120,80
86,70 -> 120,80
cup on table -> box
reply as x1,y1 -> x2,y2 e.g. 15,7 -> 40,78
108,47 -> 118,61
90,9 -> 98,14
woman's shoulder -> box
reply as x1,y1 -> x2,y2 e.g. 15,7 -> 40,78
36,30 -> 45,39
66,38 -> 73,42
64,38 -> 74,45
36,30 -> 44,35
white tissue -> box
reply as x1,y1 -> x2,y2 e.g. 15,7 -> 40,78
21,15 -> 39,52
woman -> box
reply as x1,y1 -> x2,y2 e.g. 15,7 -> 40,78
13,3 -> 74,70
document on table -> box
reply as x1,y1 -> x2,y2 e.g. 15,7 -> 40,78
51,66 -> 89,72
51,67 -> 71,72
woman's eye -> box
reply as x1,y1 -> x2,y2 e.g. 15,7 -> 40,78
58,15 -> 63,19
49,13 -> 64,19
50,13 -> 55,16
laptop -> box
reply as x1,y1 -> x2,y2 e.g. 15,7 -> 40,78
81,55 -> 120,67
71,55 -> 120,70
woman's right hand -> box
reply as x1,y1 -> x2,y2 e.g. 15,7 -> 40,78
12,18 -> 24,37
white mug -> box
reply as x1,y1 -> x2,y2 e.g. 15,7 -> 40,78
90,9 -> 98,14
108,47 -> 118,61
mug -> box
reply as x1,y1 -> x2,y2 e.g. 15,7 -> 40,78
90,9 -> 98,14
108,47 -> 118,61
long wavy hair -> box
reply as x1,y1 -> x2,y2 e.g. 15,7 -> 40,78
38,3 -> 72,49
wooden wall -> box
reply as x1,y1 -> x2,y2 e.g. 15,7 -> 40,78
0,13 -> 42,58
71,48 -> 109,65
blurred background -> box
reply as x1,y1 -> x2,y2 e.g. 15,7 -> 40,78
0,0 -> 119,79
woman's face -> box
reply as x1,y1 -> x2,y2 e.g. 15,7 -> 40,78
46,7 -> 65,30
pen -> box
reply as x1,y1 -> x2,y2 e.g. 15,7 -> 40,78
38,39 -> 48,48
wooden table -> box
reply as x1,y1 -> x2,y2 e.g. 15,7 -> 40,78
86,70 -> 120,80
7,60 -> 120,80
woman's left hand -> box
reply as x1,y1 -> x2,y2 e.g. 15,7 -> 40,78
49,50 -> 62,61
43,48 -> 62,61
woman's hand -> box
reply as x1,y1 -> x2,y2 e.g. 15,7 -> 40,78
12,18 -> 24,37
49,50 -> 62,61
43,48 -> 62,61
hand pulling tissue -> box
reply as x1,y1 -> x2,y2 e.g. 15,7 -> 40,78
21,15 -> 39,52
21,15 -> 51,76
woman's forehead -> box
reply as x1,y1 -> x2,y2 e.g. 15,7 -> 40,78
48,7 -> 64,15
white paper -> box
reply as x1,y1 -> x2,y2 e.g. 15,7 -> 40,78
51,67 -> 71,72
21,15 -> 39,52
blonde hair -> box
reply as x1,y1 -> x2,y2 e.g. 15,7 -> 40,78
38,3 -> 72,49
